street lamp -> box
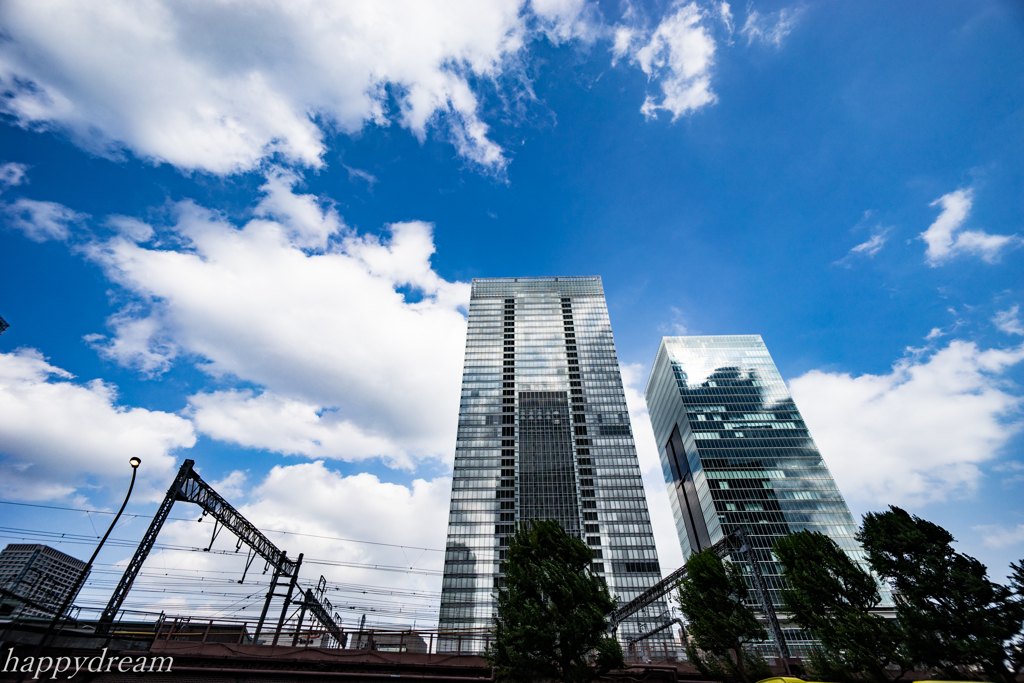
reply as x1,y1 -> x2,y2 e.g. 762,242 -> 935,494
36,457 -> 141,650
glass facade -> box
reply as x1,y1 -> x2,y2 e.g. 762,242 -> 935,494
438,276 -> 669,650
645,335 -> 884,656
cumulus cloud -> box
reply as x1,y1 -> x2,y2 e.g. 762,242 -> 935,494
628,3 -> 718,120
0,162 -> 28,191
83,175 -> 468,466
740,5 -> 802,47
0,0 -> 530,174
620,362 -> 686,572
921,189 -> 1021,265
0,347 -> 195,501
2,197 -> 88,242
186,390 -> 403,466
790,340 -> 1024,507
210,469 -> 248,500
994,305 -> 1024,336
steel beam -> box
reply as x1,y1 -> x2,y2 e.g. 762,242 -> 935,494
99,458 -> 338,637
99,460 -> 194,623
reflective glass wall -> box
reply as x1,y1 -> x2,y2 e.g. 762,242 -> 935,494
645,335 -> 884,657
439,276 -> 668,650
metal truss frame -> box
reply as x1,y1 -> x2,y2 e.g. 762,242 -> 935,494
99,459 -> 342,644
608,529 -> 791,666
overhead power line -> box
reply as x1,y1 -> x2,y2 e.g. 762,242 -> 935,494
0,526 -> 443,576
0,500 -> 444,552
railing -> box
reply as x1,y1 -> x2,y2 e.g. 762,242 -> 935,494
6,608 -> 686,663
150,616 -> 497,655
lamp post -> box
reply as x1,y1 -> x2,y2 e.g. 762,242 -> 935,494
35,457 -> 141,651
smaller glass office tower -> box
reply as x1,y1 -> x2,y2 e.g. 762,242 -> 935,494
645,335 -> 877,656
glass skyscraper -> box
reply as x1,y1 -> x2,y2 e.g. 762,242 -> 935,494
645,335 -> 875,656
439,276 -> 667,649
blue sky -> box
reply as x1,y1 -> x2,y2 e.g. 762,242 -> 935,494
1,0 -> 1022,623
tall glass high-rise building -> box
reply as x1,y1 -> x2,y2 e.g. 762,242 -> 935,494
645,335 -> 875,655
439,276 -> 667,649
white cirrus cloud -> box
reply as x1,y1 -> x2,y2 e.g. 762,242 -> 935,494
0,347 -> 196,501
974,524 -> 1024,549
82,173 -> 469,467
835,226 -> 892,267
0,0 -> 532,174
740,5 -> 803,47
848,229 -> 890,257
921,188 -> 1022,266
993,305 -> 1024,336
789,340 -> 1024,507
2,197 -> 88,242
614,2 -> 717,121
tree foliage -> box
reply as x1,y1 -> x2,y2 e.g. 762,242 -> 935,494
859,506 -> 1024,683
773,530 -> 906,683
489,519 -> 624,683
676,548 -> 769,683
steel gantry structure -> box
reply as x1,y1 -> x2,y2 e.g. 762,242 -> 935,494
607,529 -> 793,671
99,459 -> 343,646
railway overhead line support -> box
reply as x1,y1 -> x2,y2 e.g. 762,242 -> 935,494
98,459 -> 342,645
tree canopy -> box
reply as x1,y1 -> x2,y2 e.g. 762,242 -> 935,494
773,529 -> 906,683
675,548 -> 769,683
858,506 -> 1024,683
489,519 -> 623,683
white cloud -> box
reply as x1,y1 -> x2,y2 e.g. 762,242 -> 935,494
0,162 -> 28,191
789,340 -> 1024,507
925,327 -> 945,341
921,188 -> 1022,265
620,362 -> 686,573
0,347 -> 195,501
631,3 -> 718,120
83,175 -> 469,467
740,5 -> 802,47
994,305 -> 1024,336
343,165 -> 379,188
105,215 -> 155,243
835,226 -> 892,266
975,524 -> 1024,549
2,197 -> 88,242
659,305 -> 690,335
0,0 -> 533,174
187,390 -> 404,466
530,0 -> 601,44
719,2 -> 735,35
210,469 -> 248,499
849,229 -> 889,257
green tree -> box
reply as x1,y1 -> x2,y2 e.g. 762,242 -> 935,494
859,506 -> 1024,683
773,530 -> 906,683
1008,561 -> 1024,679
489,519 -> 624,683
676,548 -> 770,683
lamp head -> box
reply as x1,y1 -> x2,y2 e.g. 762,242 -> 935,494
129,457 -> 142,469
